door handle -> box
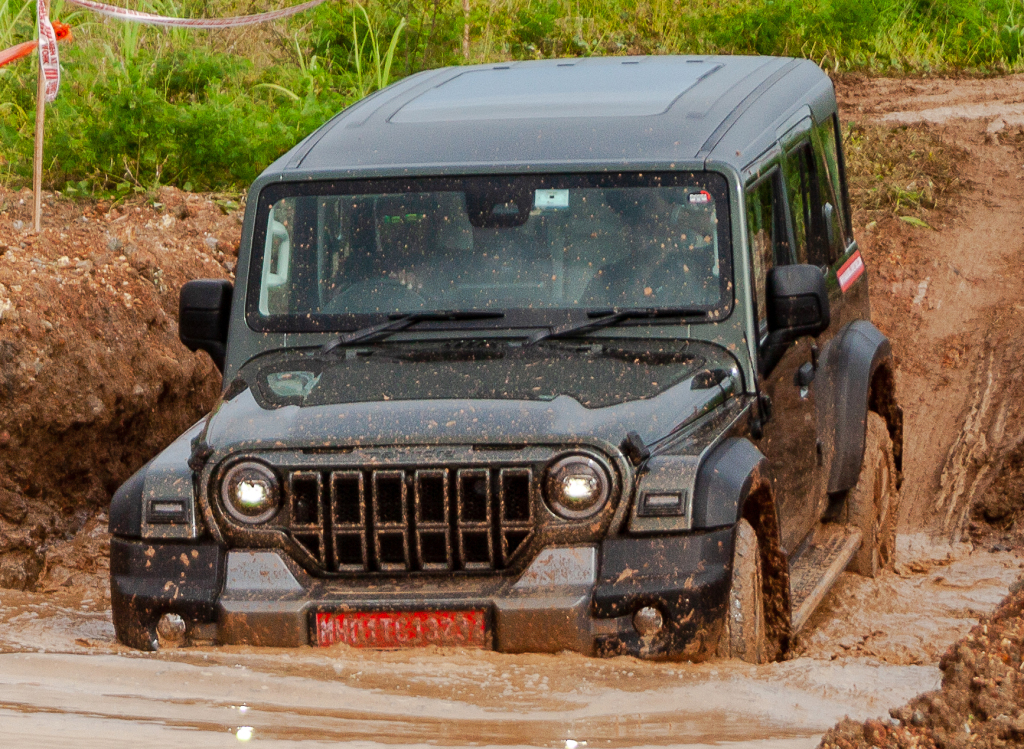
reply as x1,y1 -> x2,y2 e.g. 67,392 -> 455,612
795,361 -> 815,388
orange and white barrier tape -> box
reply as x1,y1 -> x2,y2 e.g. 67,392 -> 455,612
64,0 -> 328,28
5,0 -> 324,101
0,39 -> 37,68
37,0 -> 62,100
0,20 -> 69,78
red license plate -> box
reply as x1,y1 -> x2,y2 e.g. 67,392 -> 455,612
314,610 -> 487,649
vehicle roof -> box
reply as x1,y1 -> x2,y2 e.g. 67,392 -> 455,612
258,55 -> 836,182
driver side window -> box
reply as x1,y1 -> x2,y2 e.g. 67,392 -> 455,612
745,172 -> 784,339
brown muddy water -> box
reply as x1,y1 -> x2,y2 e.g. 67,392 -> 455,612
0,537 -> 1019,749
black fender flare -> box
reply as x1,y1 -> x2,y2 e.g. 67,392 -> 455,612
692,437 -> 790,658
692,437 -> 767,529
819,320 -> 895,494
109,460 -> 151,538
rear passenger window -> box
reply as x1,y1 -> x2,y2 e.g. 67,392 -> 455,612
817,115 -> 852,243
746,173 -> 782,337
783,138 -> 845,269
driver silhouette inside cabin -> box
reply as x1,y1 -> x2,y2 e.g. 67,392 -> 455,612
584,189 -> 718,308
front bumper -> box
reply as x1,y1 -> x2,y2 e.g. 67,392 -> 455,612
110,528 -> 733,658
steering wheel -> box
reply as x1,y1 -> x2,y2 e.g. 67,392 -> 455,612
324,277 -> 427,313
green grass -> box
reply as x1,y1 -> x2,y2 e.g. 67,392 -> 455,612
2,0 -> 1024,193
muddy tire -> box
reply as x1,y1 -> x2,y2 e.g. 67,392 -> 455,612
720,518 -> 767,663
111,590 -> 159,651
846,412 -> 899,577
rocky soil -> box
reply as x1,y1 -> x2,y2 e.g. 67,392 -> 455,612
820,578 -> 1024,749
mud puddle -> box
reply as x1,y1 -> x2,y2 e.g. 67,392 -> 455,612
0,649 -> 937,749
0,540 -> 1018,748
797,536 -> 1024,664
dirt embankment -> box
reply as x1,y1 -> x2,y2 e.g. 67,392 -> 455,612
0,187 -> 233,589
820,578 -> 1024,749
837,74 -> 1024,546
813,74 -> 1024,749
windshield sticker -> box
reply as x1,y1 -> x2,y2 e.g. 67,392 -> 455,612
837,250 -> 865,292
534,189 -> 569,209
688,190 -> 712,204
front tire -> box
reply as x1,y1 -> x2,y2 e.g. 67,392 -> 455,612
111,589 -> 159,651
846,412 -> 899,577
720,518 -> 767,663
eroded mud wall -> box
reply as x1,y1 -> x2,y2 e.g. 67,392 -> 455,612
0,187 -> 236,588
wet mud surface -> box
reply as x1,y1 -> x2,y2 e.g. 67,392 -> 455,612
4,76 -> 1024,746
0,528 -> 1019,747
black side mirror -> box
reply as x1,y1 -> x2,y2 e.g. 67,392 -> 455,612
765,264 -> 830,345
179,279 -> 233,372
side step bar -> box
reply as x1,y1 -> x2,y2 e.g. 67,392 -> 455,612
788,523 -> 863,633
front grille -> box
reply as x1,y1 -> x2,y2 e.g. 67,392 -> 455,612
280,466 -> 535,574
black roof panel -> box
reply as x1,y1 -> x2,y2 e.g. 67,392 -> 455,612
261,55 -> 832,180
390,59 -> 721,122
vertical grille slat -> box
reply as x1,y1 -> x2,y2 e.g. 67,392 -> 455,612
499,468 -> 535,566
330,471 -> 367,571
288,471 -> 325,567
282,462 -> 537,575
414,469 -> 452,571
456,468 -> 493,570
372,470 -> 410,572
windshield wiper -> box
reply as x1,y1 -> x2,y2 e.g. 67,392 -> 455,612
524,307 -> 705,346
321,311 -> 506,354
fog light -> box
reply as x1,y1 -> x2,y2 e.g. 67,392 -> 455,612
545,455 -> 611,520
633,606 -> 664,637
221,461 -> 281,524
157,613 -> 186,645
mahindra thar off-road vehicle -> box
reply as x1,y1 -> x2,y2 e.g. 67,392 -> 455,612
109,55 -> 902,662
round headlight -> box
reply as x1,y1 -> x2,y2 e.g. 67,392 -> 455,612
221,461 -> 281,524
545,455 -> 611,520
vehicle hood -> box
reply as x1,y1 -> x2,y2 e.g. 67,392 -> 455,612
202,339 -> 740,452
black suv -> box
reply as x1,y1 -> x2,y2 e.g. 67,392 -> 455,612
110,55 -> 902,662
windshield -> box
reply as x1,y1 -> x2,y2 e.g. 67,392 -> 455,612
247,173 -> 732,332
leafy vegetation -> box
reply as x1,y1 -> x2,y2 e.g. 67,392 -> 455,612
844,122 -> 967,217
2,0 -> 1024,193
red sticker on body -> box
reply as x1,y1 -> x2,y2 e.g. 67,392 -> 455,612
837,250 -> 864,292
315,610 -> 487,649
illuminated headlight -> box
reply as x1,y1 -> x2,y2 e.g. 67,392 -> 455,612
544,455 -> 611,519
221,462 -> 281,524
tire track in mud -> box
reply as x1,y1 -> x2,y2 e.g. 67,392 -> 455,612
934,327 -> 1024,541
837,74 -> 1024,544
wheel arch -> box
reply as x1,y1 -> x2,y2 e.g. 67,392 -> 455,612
692,438 -> 791,659
109,460 -> 150,538
692,437 -> 766,529
821,320 -> 902,495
